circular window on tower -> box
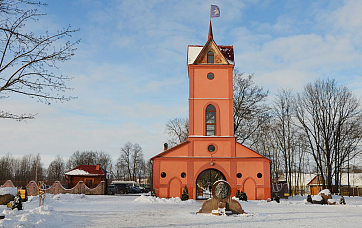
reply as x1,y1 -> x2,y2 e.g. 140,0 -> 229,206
208,144 -> 216,152
237,173 -> 242,178
207,73 -> 214,80
181,172 -> 186,178
257,173 -> 262,178
161,172 -> 166,178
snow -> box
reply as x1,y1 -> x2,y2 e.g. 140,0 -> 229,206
1,194 -> 362,227
320,189 -> 331,195
0,187 -> 17,196
340,173 -> 362,187
64,169 -> 93,176
187,46 -> 203,64
312,194 -> 323,201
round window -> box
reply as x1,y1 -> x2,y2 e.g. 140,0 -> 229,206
237,173 -> 242,178
208,144 -> 215,152
257,173 -> 262,178
161,172 -> 166,178
181,172 -> 186,178
207,73 -> 214,80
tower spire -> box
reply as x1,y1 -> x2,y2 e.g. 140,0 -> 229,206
208,20 -> 213,40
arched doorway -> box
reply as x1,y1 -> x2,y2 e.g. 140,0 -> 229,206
169,178 -> 181,198
196,169 -> 225,200
244,178 -> 256,200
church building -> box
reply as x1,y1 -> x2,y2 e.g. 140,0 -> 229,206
150,23 -> 271,200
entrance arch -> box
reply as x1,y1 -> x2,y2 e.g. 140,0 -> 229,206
196,169 -> 225,200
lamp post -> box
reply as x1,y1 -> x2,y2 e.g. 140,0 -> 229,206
348,153 -> 350,197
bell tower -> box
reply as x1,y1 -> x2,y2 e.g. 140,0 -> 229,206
151,21 -> 271,201
187,22 -> 235,137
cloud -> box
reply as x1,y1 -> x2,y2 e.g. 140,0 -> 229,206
317,0 -> 362,33
233,0 -> 362,95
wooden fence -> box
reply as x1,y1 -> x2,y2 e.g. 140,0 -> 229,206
340,187 -> 362,196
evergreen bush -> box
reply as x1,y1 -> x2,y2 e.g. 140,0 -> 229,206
181,186 -> 189,201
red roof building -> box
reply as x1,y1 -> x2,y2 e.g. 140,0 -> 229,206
65,164 -> 107,190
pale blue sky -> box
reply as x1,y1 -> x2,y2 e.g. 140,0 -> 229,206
2,0 -> 362,167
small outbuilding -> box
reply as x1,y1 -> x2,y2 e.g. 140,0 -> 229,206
65,164 -> 107,189
307,175 -> 332,195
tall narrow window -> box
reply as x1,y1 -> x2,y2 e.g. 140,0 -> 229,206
206,104 -> 216,136
207,51 -> 214,63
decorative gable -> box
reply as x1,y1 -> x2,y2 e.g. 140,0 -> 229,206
193,39 -> 229,65
187,44 -> 234,65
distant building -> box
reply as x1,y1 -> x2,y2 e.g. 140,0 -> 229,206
65,164 -> 107,190
150,23 -> 271,200
278,173 -> 362,196
306,175 -> 331,195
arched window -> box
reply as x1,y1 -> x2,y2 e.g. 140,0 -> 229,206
206,104 -> 216,136
207,51 -> 214,63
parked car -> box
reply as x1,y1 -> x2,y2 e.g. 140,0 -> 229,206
111,181 -> 144,194
107,184 -> 118,195
113,183 -> 130,194
129,185 -> 141,194
139,184 -> 150,193
138,185 -> 146,193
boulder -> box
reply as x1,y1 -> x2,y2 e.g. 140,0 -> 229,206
311,194 -> 323,204
0,187 -> 17,205
0,194 -> 15,205
328,199 -> 336,205
319,189 -> 332,204
311,189 -> 334,205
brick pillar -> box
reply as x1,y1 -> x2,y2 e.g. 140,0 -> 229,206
55,181 -> 59,195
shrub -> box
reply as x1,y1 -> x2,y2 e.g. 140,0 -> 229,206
181,186 -> 189,201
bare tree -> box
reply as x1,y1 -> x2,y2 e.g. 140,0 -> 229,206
96,151 -> 112,171
165,117 -> 189,147
295,78 -> 362,191
30,153 -> 43,182
118,142 -> 132,180
14,154 -> 32,182
272,88 -> 303,195
0,0 -> 80,120
0,0 -> 44,15
66,151 -> 112,171
0,153 -> 15,181
117,142 -> 145,181
47,155 -> 65,182
131,143 -> 144,181
250,119 -> 280,182
233,73 -> 270,146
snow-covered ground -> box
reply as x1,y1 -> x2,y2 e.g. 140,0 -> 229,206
1,194 -> 362,228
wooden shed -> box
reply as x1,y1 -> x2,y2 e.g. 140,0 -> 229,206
307,175 -> 328,195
